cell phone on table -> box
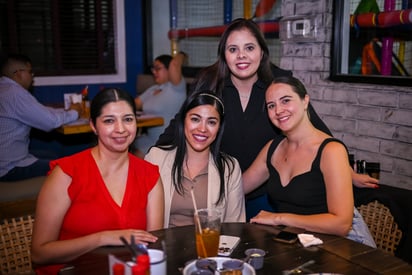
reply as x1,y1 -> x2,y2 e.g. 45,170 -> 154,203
273,231 -> 298,244
218,235 -> 241,256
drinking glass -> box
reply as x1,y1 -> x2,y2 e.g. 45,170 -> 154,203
194,208 -> 222,258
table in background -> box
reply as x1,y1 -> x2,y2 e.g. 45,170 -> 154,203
56,114 -> 164,135
67,223 -> 412,274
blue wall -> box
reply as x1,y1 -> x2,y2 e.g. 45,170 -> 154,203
33,0 -> 144,104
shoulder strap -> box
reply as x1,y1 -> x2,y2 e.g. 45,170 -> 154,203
266,135 -> 286,165
314,138 -> 348,164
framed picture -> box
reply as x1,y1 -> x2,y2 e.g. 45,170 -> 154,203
330,0 -> 412,86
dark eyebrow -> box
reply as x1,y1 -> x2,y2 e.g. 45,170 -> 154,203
279,95 -> 292,100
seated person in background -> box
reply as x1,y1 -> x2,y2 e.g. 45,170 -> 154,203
0,53 -> 82,181
134,52 -> 188,157
145,90 -> 245,228
243,76 -> 376,247
31,88 -> 164,274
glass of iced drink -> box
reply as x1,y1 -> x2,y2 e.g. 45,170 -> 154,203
194,208 -> 222,258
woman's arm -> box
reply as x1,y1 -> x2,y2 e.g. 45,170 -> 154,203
31,166 -> 159,264
168,52 -> 187,86
242,141 -> 271,194
308,104 -> 378,189
146,177 -> 165,230
31,166 -> 103,263
250,142 -> 353,237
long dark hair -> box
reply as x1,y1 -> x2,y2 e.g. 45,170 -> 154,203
156,90 -> 235,205
193,18 -> 273,97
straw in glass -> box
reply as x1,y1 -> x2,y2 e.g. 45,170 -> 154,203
190,187 -> 208,257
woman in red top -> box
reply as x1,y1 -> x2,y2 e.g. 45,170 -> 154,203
31,88 -> 164,273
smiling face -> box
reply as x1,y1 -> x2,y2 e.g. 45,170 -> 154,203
91,100 -> 137,153
184,104 -> 221,154
265,83 -> 309,134
224,28 -> 262,82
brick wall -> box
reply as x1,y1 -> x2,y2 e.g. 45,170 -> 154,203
280,0 -> 412,190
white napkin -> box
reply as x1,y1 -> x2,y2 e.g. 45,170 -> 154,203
70,94 -> 83,104
298,233 -> 323,247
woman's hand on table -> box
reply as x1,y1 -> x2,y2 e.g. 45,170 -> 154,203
99,229 -> 158,246
250,210 -> 281,226
352,172 -> 379,189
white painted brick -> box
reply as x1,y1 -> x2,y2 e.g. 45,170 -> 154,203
306,85 -> 324,100
358,91 -> 398,107
359,137 -> 381,153
282,2 -> 295,17
310,101 -> 345,116
279,57 -> 293,70
394,126 -> 412,143
394,159 -> 412,177
381,140 -> 412,159
290,45 -> 313,57
313,44 -> 329,57
295,0 -> 325,14
345,105 -> 381,120
326,0 -> 334,14
358,121 -> 396,140
322,116 -> 356,133
311,71 -> 330,82
282,44 -> 295,57
382,173 -> 412,190
323,89 -> 357,103
340,133 -> 361,149
293,57 -> 325,71
399,93 -> 412,110
294,72 -> 311,85
382,108 -> 412,127
341,135 -> 381,153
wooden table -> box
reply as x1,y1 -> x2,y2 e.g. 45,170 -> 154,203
62,223 -> 412,274
56,114 -> 164,135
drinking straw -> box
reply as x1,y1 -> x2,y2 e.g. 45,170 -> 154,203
190,187 -> 202,233
190,188 -> 208,257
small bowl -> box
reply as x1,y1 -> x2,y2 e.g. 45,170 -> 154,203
244,248 -> 266,270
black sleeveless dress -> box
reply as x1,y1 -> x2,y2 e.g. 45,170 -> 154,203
266,136 -> 347,215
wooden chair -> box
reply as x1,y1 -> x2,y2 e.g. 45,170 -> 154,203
0,215 -> 35,274
357,200 -> 402,255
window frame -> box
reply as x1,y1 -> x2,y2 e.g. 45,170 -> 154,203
2,0 -> 126,87
330,0 -> 412,87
